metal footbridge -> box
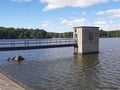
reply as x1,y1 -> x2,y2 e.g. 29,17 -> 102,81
0,39 -> 77,51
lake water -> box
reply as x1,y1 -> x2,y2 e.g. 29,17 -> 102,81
0,38 -> 120,90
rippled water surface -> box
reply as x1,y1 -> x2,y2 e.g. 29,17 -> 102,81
0,38 -> 120,90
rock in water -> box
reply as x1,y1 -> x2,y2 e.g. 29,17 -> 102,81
7,57 -> 13,62
14,55 -> 24,61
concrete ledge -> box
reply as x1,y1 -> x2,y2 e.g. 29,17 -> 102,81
0,73 -> 25,90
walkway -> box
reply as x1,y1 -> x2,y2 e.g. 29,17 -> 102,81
0,38 -> 77,51
0,73 -> 25,90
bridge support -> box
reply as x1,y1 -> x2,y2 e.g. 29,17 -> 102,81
74,46 -> 78,54
73,26 -> 99,54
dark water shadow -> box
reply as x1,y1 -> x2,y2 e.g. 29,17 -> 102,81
72,54 -> 100,90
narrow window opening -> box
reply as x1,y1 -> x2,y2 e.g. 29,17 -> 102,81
89,32 -> 93,41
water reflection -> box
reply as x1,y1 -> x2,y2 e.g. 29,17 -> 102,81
74,54 -> 99,68
72,54 -> 100,90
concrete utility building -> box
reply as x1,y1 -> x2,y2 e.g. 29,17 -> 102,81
73,26 -> 99,54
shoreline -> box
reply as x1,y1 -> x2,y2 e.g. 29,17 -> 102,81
0,73 -> 25,90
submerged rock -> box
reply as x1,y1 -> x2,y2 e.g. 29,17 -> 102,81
7,55 -> 25,62
7,57 -> 13,62
14,55 -> 25,61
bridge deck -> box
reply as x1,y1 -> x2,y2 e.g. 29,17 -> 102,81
0,39 -> 77,51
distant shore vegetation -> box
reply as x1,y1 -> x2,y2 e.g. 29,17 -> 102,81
99,29 -> 120,38
0,27 -> 72,39
0,27 -> 120,39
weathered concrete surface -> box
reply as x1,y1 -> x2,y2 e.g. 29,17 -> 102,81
0,73 -> 25,90
73,26 -> 99,54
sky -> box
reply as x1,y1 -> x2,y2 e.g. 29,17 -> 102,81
0,0 -> 120,32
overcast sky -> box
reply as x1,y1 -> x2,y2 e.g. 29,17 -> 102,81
0,0 -> 120,32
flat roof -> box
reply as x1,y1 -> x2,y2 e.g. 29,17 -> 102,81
73,26 -> 99,28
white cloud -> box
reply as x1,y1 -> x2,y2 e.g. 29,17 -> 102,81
94,21 -> 107,25
94,20 -> 120,30
103,23 -> 120,30
113,0 -> 120,2
109,21 -> 114,24
40,21 -> 54,27
60,18 -> 86,26
40,0 -> 108,11
11,0 -> 32,2
96,8 -> 120,18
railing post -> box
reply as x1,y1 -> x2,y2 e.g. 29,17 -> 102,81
10,40 -> 15,47
11,41 -> 12,47
27,40 -> 29,46
60,39 -> 61,45
39,40 -> 40,46
24,40 -> 27,46
36,40 -> 37,46
13,41 -> 15,47
49,39 -> 51,45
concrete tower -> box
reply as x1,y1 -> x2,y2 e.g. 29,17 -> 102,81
73,26 -> 99,54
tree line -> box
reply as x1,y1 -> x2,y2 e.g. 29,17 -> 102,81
0,27 -> 73,39
99,29 -> 120,38
0,27 -> 120,39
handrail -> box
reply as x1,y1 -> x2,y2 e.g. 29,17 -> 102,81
0,38 -> 76,48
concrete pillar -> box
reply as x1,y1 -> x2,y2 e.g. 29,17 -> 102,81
74,47 -> 78,54
73,26 -> 99,54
